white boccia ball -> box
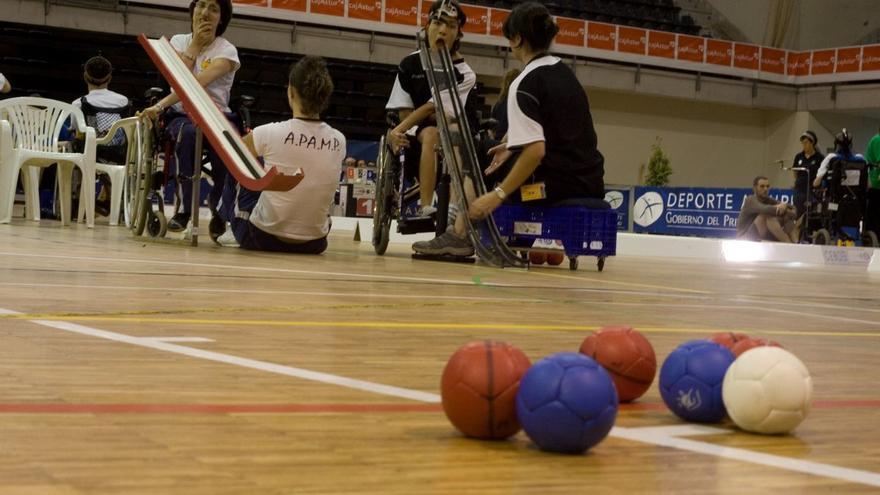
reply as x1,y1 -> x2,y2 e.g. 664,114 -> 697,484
722,347 -> 812,434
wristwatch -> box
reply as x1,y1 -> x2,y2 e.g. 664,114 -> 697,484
493,186 -> 507,200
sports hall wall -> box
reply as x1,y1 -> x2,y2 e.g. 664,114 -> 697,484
4,0 -> 879,189
705,0 -> 880,50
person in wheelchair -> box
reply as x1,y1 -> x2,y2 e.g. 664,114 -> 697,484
811,129 -> 871,244
140,0 -> 239,232
415,2 -> 606,256
813,129 -> 866,189
215,56 -> 344,254
72,55 -> 131,216
385,0 -> 476,220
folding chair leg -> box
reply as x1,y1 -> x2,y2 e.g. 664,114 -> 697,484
22,167 -> 40,222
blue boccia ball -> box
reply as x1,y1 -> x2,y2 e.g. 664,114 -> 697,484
659,340 -> 735,423
515,352 -> 618,454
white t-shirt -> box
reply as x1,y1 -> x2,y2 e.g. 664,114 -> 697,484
70,88 -> 131,137
815,152 -> 866,179
250,118 -> 346,241
71,88 -> 129,109
169,34 -> 240,113
0,72 -> 7,91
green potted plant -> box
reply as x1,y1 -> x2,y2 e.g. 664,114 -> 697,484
644,137 -> 672,187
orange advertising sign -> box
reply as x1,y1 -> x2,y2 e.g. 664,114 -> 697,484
811,50 -> 835,75
835,47 -> 861,73
786,52 -> 805,76
617,27 -> 646,54
677,35 -> 704,62
733,43 -> 759,70
760,47 -> 786,74
419,0 -> 430,25
556,17 -> 585,46
460,4 -> 488,34
310,0 -> 343,16
647,30 -> 675,59
587,22 -> 616,51
489,9 -> 508,37
348,0 -> 382,21
233,0 -> 268,6
705,39 -> 732,66
862,45 -> 880,71
385,0 -> 418,25
272,0 -> 306,12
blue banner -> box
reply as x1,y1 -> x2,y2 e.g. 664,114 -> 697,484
632,186 -> 794,238
604,187 -> 631,231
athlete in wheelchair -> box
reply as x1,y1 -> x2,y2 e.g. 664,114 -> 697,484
136,0 -> 240,237
373,0 -> 481,256
130,86 -> 253,239
810,129 -> 879,246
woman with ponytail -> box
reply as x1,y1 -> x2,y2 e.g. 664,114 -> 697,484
217,56 -> 345,254
469,2 -> 605,218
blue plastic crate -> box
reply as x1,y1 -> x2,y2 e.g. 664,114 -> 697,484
493,205 -> 617,265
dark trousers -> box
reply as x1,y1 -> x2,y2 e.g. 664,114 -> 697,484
865,188 -> 880,235
165,115 -> 230,216
229,185 -> 328,254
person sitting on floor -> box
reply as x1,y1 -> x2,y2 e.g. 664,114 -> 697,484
215,56 -> 345,254
737,176 -> 799,243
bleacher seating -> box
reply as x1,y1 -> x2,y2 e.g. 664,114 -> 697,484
476,0 -> 700,35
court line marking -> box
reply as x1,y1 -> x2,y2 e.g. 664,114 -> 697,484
5,307 -> 879,488
0,282 -> 545,304
10,315 -> 877,338
517,269 -> 712,294
0,252 -> 494,287
0,403 -> 441,414
613,425 -> 880,488
145,337 -> 215,343
754,306 -> 880,327
0,400 -> 873,414
0,307 -> 438,404
19,277 -> 872,318
1,281 -> 877,329
0,251 -> 707,295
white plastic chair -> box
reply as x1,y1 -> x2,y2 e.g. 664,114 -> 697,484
0,97 -> 97,227
77,116 -> 139,226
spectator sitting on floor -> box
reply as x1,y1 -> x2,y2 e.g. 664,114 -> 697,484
736,176 -> 799,243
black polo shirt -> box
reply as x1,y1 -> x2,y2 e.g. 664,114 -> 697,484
506,55 -> 605,200
386,51 -> 475,113
792,150 -> 824,194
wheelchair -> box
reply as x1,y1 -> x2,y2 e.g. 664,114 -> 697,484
809,158 -> 879,247
124,87 -> 255,241
372,111 -> 497,257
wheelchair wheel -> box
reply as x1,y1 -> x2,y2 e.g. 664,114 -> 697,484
146,209 -> 167,238
372,135 -> 395,255
862,230 -> 879,248
813,228 -> 832,245
129,119 -> 158,236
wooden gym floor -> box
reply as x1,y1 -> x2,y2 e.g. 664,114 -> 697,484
0,219 -> 878,494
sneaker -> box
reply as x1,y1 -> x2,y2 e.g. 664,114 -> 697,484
167,213 -> 191,232
209,215 -> 226,244
216,229 -> 239,247
415,205 -> 437,218
412,231 -> 474,256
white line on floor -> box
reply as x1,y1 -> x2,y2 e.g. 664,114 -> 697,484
6,307 -> 880,488
144,337 -> 215,343
613,426 -> 880,488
